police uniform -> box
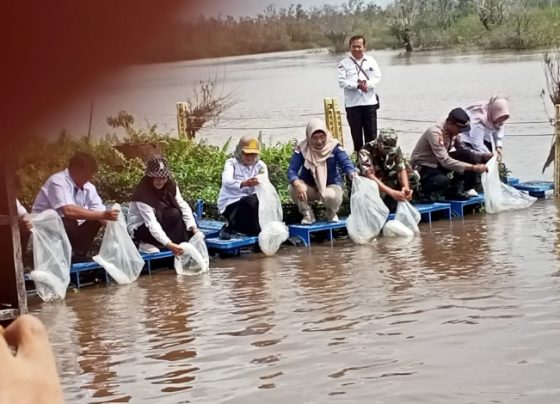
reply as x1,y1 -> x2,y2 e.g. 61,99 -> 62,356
410,109 -> 472,200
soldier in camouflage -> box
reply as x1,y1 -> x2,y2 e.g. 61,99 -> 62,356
357,128 -> 420,212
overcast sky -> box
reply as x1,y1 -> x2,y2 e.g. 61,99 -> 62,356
196,0 -> 384,18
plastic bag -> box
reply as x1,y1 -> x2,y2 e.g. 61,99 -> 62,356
174,232 -> 209,275
30,210 -> 72,301
93,204 -> 144,285
347,176 -> 390,244
383,220 -> 415,237
482,156 -> 536,214
255,175 -> 289,255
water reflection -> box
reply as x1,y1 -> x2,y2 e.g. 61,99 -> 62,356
26,199 -> 560,403
138,276 -> 198,400
32,300 -> 90,403
417,218 -> 490,279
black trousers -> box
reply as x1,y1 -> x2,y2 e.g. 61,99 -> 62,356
418,166 -> 463,198
223,194 -> 261,236
346,105 -> 377,152
19,225 -> 30,253
134,206 -> 191,246
449,143 -> 480,192
62,218 -> 101,258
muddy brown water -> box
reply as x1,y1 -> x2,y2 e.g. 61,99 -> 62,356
29,198 -> 560,403
32,47 -> 560,402
43,48 -> 554,183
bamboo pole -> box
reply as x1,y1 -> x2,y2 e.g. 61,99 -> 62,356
176,102 -> 188,139
554,105 -> 560,198
323,98 -> 344,147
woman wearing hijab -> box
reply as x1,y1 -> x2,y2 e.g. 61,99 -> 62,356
217,135 -> 268,239
456,95 -> 510,159
127,155 -> 198,256
452,96 -> 510,194
287,118 -> 357,225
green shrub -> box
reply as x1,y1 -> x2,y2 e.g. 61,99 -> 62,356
15,131 -> 298,213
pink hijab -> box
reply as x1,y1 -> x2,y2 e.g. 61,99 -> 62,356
466,95 -> 510,131
298,118 -> 339,197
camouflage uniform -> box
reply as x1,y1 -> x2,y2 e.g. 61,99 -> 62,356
357,128 -> 420,194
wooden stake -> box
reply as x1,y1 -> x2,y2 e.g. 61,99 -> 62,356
555,105 -> 560,197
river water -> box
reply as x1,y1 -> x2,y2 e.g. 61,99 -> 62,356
31,49 -> 560,403
46,48 -> 554,181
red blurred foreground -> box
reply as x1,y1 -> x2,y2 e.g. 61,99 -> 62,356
0,1 -> 205,155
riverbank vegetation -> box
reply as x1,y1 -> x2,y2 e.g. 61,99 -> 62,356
151,0 -> 560,60
15,125 -> 297,218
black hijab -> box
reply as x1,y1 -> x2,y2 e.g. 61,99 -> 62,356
131,176 -> 180,212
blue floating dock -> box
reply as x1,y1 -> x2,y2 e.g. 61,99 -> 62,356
198,219 -> 224,238
139,250 -> 174,274
512,181 -> 554,198
205,236 -> 259,256
388,203 -> 451,223
288,219 -> 347,247
68,250 -> 175,289
413,202 -> 452,224
443,194 -> 485,218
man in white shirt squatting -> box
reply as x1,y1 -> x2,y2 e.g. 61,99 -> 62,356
32,152 -> 119,262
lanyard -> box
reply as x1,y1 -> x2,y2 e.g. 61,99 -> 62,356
349,57 -> 370,80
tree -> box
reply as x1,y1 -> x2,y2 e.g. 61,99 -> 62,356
387,0 -> 426,52
539,45 -> 560,173
475,0 -> 510,31
185,75 -> 237,139
509,0 -> 533,49
319,5 -> 350,53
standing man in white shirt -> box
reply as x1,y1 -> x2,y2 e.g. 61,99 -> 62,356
32,152 -> 119,262
338,35 -> 382,153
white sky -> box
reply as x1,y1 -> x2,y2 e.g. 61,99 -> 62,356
196,0 -> 386,18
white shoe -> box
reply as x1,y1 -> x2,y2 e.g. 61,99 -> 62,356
139,242 -> 160,253
327,214 -> 339,223
301,210 -> 316,225
466,189 -> 479,197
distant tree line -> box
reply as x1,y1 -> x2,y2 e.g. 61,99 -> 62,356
144,0 -> 560,61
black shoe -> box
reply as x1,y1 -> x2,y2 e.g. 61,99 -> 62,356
414,198 -> 436,205
448,192 -> 472,201
219,225 -> 247,240
219,225 -> 233,240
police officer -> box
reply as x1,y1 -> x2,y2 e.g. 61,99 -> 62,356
410,108 -> 488,201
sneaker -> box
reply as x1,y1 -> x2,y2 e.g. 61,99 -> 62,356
139,242 -> 160,253
301,210 -> 316,225
465,189 -> 479,197
327,214 -> 339,222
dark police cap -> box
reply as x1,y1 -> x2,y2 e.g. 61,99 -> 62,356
447,107 -> 471,133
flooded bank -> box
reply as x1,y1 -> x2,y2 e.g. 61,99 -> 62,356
31,198 -> 560,403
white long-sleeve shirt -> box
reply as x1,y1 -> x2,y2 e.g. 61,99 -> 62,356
337,54 -> 382,108
127,185 -> 196,246
217,158 -> 268,214
460,112 -> 505,153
